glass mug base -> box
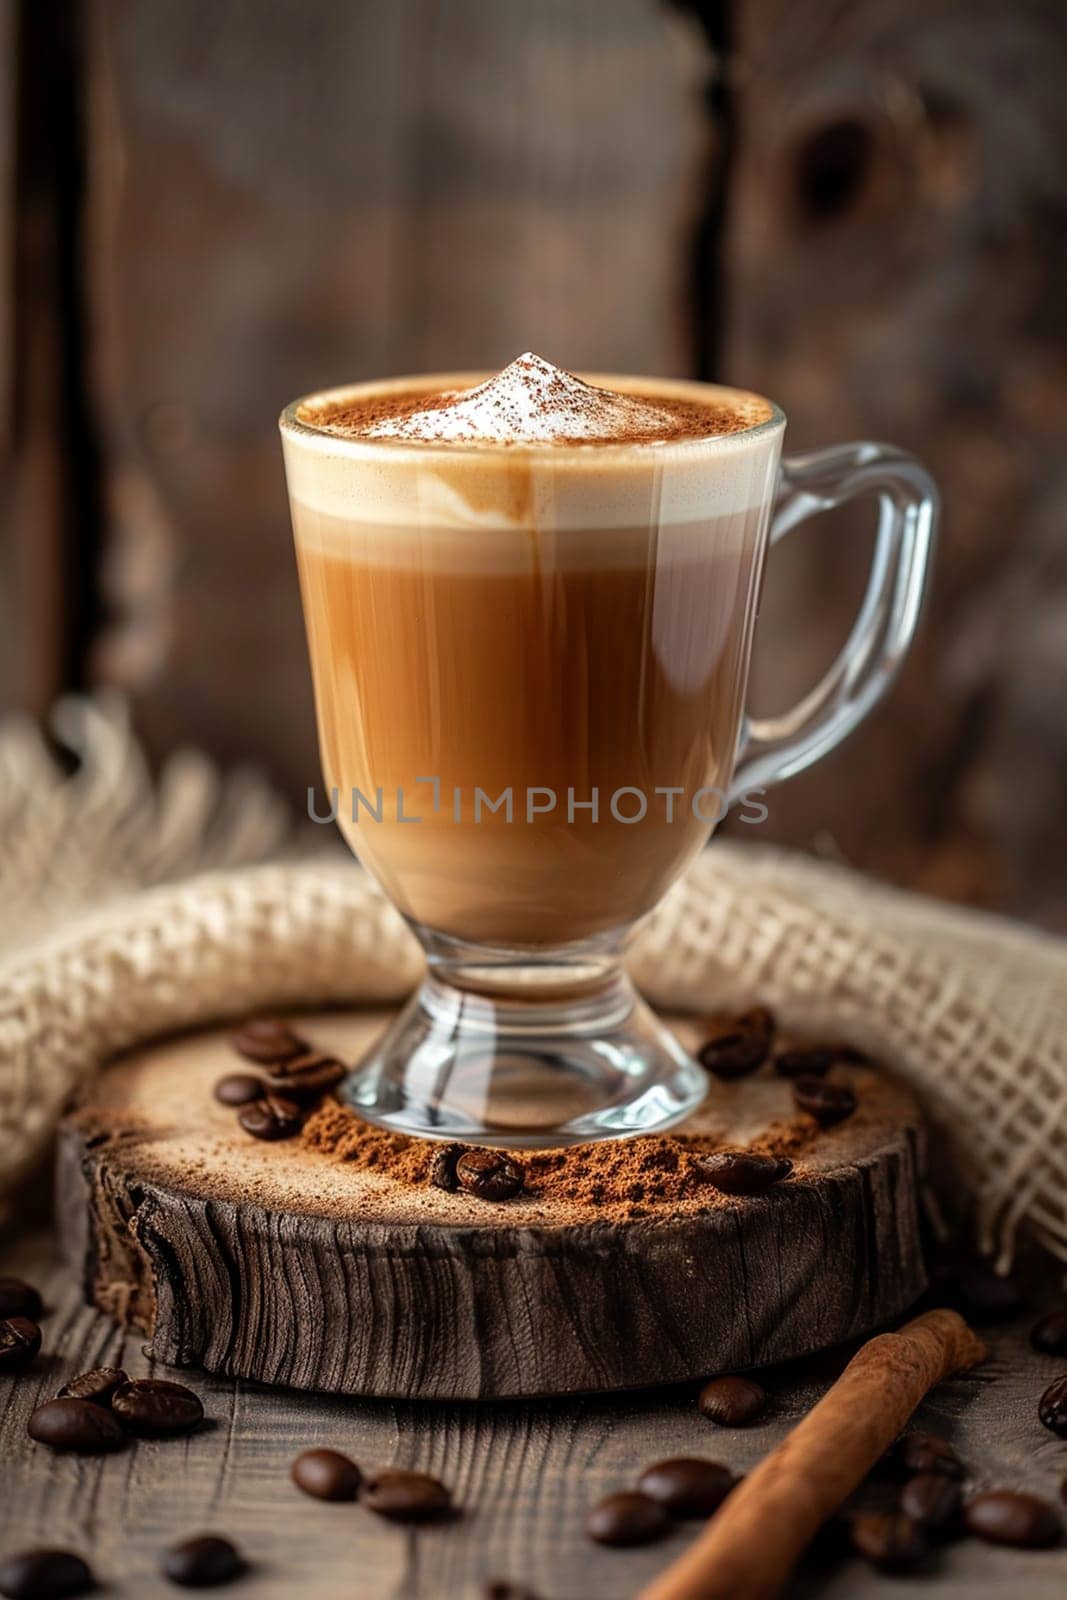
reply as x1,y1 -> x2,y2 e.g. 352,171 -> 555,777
340,931 -> 708,1148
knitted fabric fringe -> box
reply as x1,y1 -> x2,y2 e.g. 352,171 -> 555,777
0,699 -> 1064,1267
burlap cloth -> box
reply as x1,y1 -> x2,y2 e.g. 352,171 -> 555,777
1,696 -> 1065,1268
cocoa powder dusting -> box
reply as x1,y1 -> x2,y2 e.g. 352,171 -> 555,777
298,353 -> 772,448
301,1102 -> 823,1221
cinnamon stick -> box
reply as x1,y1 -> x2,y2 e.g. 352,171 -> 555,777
637,1309 -> 986,1600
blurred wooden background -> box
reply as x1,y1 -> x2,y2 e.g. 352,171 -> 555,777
1,0 -> 1065,928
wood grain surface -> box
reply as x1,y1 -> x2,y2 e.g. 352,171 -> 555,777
4,0 -> 1067,927
2,1227 -> 1065,1599
58,1011 -> 927,1400
82,0 -> 707,798
723,0 -> 1067,929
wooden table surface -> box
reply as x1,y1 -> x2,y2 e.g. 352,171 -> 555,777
2,1226 -> 1065,1600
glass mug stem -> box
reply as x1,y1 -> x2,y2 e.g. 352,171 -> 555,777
348,925 -> 698,1147
281,373 -> 937,1147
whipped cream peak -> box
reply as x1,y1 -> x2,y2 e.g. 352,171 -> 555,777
354,353 -> 682,445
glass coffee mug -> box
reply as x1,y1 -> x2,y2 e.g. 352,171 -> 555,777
280,373 -> 936,1146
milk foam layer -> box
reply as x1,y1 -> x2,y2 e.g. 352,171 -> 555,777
281,365 -> 783,531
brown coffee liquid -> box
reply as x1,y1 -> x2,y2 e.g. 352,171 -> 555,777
293,504 -> 766,946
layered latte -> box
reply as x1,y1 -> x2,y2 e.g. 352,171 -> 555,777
282,355 -> 782,946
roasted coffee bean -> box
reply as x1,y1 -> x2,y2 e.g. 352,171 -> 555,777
697,1012 -> 771,1079
213,1072 -> 263,1107
0,1549 -> 93,1600
359,1469 -> 452,1523
57,1366 -> 127,1406
1031,1309 -> 1067,1357
774,1047 -> 834,1079
738,1006 -> 776,1041
429,1143 -> 462,1193
456,1149 -> 525,1201
0,1278 -> 43,1321
636,1457 -> 735,1517
965,1490 -> 1062,1548
237,1093 -> 302,1142
161,1535 -> 245,1588
290,1447 -> 362,1501
834,1043 -> 871,1064
1038,1374 -> 1067,1437
890,1431 -> 964,1481
697,1375 -> 766,1426
791,1075 -> 856,1127
0,1317 -> 41,1373
112,1378 -> 204,1436
693,1150 -> 793,1197
28,1397 -> 125,1453
900,1473 -> 963,1537
586,1490 -> 670,1548
264,1051 -> 346,1103
229,1016 -> 308,1065
850,1512 -> 928,1571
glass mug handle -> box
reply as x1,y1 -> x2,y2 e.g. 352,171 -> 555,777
728,441 -> 939,803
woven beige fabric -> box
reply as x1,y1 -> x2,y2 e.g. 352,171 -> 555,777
1,699 -> 1064,1266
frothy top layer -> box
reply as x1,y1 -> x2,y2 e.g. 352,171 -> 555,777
281,365 -> 783,532
299,353 -> 771,447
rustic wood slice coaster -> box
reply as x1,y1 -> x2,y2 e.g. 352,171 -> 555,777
58,1010 -> 928,1401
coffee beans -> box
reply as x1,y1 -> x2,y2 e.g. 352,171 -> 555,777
693,1151 -> 793,1197
1031,1309 -> 1067,1356
901,1473 -> 963,1537
237,1093 -> 302,1142
738,1006 -> 776,1040
965,1490 -> 1062,1548
291,1447 -> 362,1501
0,1550 -> 93,1600
213,1073 -> 264,1107
774,1047 -> 835,1079
161,1536 -> 244,1588
0,1278 -> 43,1321
112,1378 -> 204,1436
697,1010 -> 773,1080
229,1016 -> 307,1065
1038,1374 -> 1067,1437
890,1432 -> 964,1480
429,1143 -> 462,1192
850,1512 -> 928,1570
0,1317 -> 41,1373
585,1490 -> 671,1547
791,1075 -> 856,1127
28,1398 -> 125,1454
56,1366 -> 128,1406
432,1144 -> 551,1201
455,1149 -> 525,1201
359,1469 -> 453,1523
636,1457 -> 735,1518
264,1051 -> 345,1103
222,1018 -> 348,1130
697,1375 -> 766,1426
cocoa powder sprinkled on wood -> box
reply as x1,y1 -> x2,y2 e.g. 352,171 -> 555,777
300,1104 -> 822,1221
